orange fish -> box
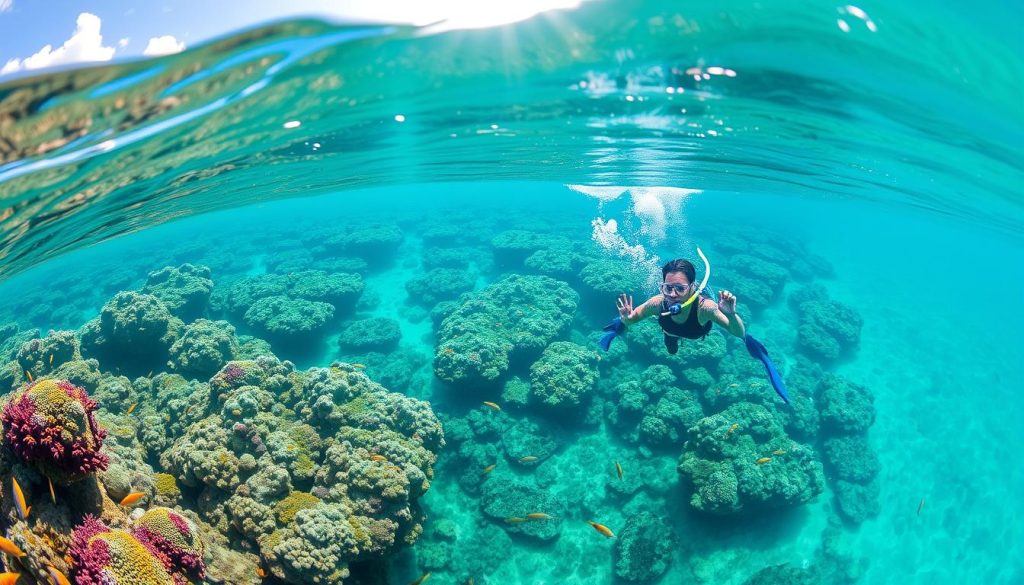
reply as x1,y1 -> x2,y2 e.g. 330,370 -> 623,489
0,572 -> 21,585
126,402 -> 138,415
409,573 -> 431,585
917,498 -> 925,516
46,566 -> 72,585
119,492 -> 146,507
370,455 -> 388,462
772,449 -> 786,456
481,464 -> 496,476
24,371 -> 32,382
256,566 -> 267,578
615,461 -> 623,480
587,520 -> 615,538
724,423 -> 739,437
482,401 -> 501,411
526,513 -> 551,520
48,477 -> 56,504
0,536 -> 25,557
504,517 -> 527,524
756,457 -> 772,465
518,456 -> 538,463
11,477 -> 29,520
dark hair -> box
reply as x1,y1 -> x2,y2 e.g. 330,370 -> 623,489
662,259 -> 695,283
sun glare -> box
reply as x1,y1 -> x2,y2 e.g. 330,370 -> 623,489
417,0 -> 585,33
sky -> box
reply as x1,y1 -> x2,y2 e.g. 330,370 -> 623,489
0,0 -> 584,78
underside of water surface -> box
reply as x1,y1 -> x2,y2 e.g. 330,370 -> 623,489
0,1 -> 1021,585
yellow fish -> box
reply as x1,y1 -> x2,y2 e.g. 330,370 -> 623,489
0,536 -> 25,557
518,456 -> 538,463
48,477 -> 56,504
24,371 -> 33,382
587,520 -> 615,538
526,512 -> 552,520
409,573 -> 431,585
126,402 -> 138,415
119,492 -> 146,507
756,457 -> 772,465
11,477 -> 29,520
0,572 -> 21,585
724,423 -> 740,438
482,401 -> 501,411
504,517 -> 527,524
46,566 -> 72,585
615,461 -> 623,480
49,354 -> 54,365
772,449 -> 786,456
370,455 -> 388,462
481,464 -> 496,476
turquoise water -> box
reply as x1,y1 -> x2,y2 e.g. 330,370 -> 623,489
0,1 -> 1022,584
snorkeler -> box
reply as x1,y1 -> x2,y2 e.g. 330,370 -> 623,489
598,248 -> 790,404
611,256 -> 745,354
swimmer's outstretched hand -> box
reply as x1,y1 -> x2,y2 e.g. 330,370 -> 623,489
718,290 -> 737,315
617,294 -> 633,320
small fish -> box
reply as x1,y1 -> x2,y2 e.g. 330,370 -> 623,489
256,566 -> 267,578
482,401 -> 501,411
587,520 -> 615,538
0,536 -> 25,557
11,477 -> 29,520
756,457 -> 772,465
518,456 -> 538,464
481,464 -> 496,476
917,498 -> 925,516
126,402 -> 138,415
370,455 -> 388,462
526,512 -> 552,520
772,449 -> 786,456
724,423 -> 739,438
504,517 -> 527,524
46,566 -> 72,585
615,461 -> 623,480
351,363 -> 366,369
119,492 -> 146,507
0,572 -> 21,585
409,573 -> 431,585
24,371 -> 32,382
728,383 -> 739,388
147,370 -> 153,377
49,354 -> 54,365
48,477 -> 56,504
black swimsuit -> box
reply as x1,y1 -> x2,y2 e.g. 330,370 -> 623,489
658,296 -> 712,354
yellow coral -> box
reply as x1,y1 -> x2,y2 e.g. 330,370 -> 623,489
134,508 -> 204,559
273,492 -> 321,525
153,473 -> 181,498
91,530 -> 176,585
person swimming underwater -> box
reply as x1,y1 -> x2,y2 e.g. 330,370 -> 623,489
615,258 -> 746,354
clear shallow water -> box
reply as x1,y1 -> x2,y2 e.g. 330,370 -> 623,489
0,1 -> 1022,585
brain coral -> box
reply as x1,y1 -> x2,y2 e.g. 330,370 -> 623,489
132,507 -> 207,582
70,516 -> 176,585
1,378 -> 109,482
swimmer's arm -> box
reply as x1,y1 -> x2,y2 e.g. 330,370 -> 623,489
702,299 -> 746,338
622,295 -> 662,326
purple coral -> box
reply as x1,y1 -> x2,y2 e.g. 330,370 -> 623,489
2,379 -> 109,481
132,508 -> 206,582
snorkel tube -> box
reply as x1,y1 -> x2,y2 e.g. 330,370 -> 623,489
661,246 -> 711,316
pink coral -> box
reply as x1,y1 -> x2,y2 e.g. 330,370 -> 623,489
71,515 -> 180,585
132,507 -> 206,583
1,379 -> 109,481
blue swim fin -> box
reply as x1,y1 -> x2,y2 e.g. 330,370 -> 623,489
744,334 -> 790,405
599,317 -> 625,351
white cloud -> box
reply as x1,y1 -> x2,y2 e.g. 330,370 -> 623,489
118,37 -> 130,48
143,35 -> 185,56
1,12 -> 115,75
0,0 -> 13,13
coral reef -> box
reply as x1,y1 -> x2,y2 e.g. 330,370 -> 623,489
2,378 -> 109,482
142,264 -> 214,321
168,319 -> 239,379
614,511 -> 675,581
528,341 -> 600,410
79,291 -> 184,370
677,402 -> 824,514
337,317 -> 402,353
